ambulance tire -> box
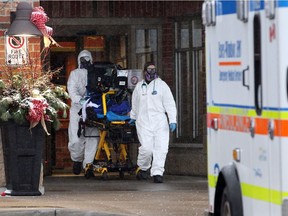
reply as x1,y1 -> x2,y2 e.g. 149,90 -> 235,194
220,187 -> 231,216
219,165 -> 243,216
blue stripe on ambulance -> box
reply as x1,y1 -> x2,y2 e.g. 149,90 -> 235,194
216,0 -> 288,16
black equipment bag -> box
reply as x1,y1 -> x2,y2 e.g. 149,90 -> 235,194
87,62 -> 118,94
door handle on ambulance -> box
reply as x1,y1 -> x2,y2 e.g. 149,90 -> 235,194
268,120 -> 274,140
242,66 -> 249,90
249,118 -> 255,137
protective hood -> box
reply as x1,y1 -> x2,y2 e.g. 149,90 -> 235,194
77,50 -> 93,69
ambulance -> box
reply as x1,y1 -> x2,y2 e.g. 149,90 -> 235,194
202,0 -> 288,215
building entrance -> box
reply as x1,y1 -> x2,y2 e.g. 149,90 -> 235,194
47,34 -> 128,175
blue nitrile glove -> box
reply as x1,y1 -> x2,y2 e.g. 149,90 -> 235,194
169,123 -> 177,132
128,119 -> 136,125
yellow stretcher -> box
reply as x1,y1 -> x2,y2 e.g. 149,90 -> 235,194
79,90 -> 138,180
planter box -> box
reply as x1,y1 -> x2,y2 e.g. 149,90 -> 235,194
1,121 -> 45,196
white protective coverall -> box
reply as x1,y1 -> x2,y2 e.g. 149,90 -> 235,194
130,78 -> 177,176
67,50 -> 99,168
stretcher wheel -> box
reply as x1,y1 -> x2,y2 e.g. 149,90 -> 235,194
101,171 -> 108,180
84,171 -> 94,179
119,170 -> 125,179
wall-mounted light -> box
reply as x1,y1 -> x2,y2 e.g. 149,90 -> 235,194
6,2 -> 42,36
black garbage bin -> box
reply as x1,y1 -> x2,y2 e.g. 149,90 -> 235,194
1,121 -> 45,196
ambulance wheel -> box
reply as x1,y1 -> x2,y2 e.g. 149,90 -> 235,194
119,170 -> 125,179
220,187 -> 231,216
101,171 -> 108,181
217,164 -> 243,216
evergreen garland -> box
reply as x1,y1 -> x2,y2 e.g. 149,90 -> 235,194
0,70 -> 69,132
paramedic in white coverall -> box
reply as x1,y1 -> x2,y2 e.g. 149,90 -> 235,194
67,50 -> 99,177
129,62 -> 177,183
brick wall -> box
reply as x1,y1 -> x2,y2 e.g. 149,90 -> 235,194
53,119 -> 72,172
0,0 -> 41,187
41,1 -> 202,18
161,20 -> 174,86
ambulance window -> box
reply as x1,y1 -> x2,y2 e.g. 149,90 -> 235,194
253,15 -> 262,116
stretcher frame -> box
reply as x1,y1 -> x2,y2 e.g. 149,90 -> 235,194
79,90 -> 138,180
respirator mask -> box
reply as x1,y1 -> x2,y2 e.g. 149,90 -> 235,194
80,56 -> 91,69
145,68 -> 158,82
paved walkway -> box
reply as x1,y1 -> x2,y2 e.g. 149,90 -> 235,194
0,174 -> 209,216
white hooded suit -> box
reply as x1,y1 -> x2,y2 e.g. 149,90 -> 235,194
67,50 -> 99,168
130,78 -> 177,176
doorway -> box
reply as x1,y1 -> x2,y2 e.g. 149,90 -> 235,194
48,34 -> 128,174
